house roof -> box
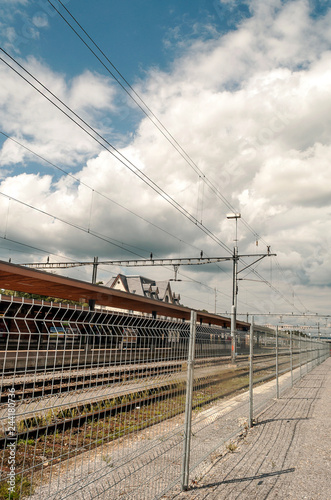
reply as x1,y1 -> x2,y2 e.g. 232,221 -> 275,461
110,274 -> 182,304
155,281 -> 170,300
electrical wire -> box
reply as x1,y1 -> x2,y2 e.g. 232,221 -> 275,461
47,0 -> 264,244
0,191 -> 148,258
46,0 -> 311,313
0,35 -> 309,314
0,233 -> 234,311
0,47 -> 240,304
0,130 -> 222,259
0,48 -> 232,255
0,235 -> 97,282
0,187 -> 233,309
0,128 -> 236,301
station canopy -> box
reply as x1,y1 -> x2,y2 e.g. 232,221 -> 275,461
0,260 -> 249,329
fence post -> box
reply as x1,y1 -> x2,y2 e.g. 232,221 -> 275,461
299,333 -> 302,379
290,330 -> 293,387
181,310 -> 197,491
249,317 -> 254,427
276,325 -> 279,399
231,304 -> 236,363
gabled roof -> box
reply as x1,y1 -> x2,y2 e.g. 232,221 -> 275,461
109,274 -> 180,304
109,274 -> 128,291
125,276 -> 144,295
155,281 -> 169,300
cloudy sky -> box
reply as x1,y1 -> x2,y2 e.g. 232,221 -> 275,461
0,0 -> 330,331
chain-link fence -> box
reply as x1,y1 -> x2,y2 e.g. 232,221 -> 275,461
0,295 -> 329,499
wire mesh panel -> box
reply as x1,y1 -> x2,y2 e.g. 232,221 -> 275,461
179,322 -> 247,486
176,323 -> 330,495
0,295 -> 329,499
0,296 -> 192,499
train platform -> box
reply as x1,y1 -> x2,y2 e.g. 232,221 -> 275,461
173,357 -> 331,500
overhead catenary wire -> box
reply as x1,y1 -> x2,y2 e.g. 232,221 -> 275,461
0,47 -> 240,307
0,232 -> 234,309
0,48 -> 232,256
0,130 -> 225,261
273,257 -> 309,312
0,128 -> 235,297
0,48 -> 264,279
0,148 -> 305,315
0,191 -> 147,258
0,236 -> 60,258
0,236 -> 105,282
0,236 -> 95,279
0,196 -> 308,316
234,312 -> 331,318
236,256 -> 304,314
0,44 -> 309,314
0,163 -> 305,315
46,0 -> 310,313
0,190 -> 234,309
47,0 -> 263,243
0,131 -> 236,307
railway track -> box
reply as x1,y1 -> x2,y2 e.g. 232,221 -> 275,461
0,355 -> 290,407
0,360 -> 184,404
0,352 -> 296,405
0,354 -> 295,448
0,350 -> 307,498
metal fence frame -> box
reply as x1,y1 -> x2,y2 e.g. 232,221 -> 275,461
0,295 -> 329,499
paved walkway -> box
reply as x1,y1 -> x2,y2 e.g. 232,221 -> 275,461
174,357 -> 331,500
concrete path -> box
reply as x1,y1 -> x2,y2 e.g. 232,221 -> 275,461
174,357 -> 331,500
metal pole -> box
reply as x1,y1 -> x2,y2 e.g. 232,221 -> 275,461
88,257 -> 98,311
276,325 -> 279,399
181,310 -> 197,491
290,330 -> 293,387
249,317 -> 254,427
299,333 -> 302,379
231,305 -> 236,363
230,243 -> 238,363
91,256 -> 98,284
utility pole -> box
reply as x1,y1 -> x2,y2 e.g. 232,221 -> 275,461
91,256 -> 98,284
227,213 -> 240,363
226,213 -> 276,363
89,256 -> 98,311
